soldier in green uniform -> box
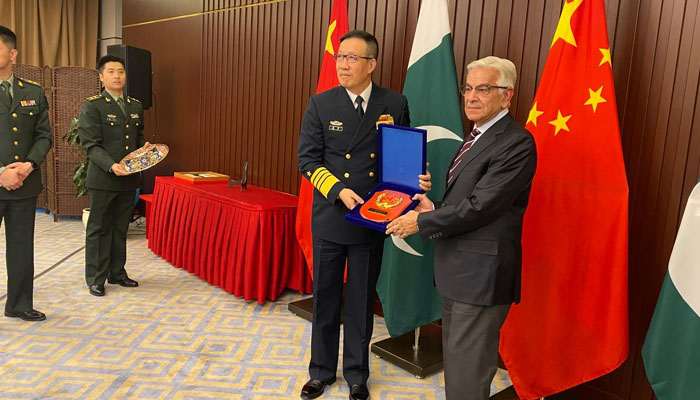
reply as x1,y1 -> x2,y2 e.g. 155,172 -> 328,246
78,55 -> 148,297
0,26 -> 52,321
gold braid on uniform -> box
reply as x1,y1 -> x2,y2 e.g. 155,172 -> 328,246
310,167 -> 340,199
18,78 -> 40,87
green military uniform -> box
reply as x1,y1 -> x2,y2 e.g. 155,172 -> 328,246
77,90 -> 145,286
0,75 -> 52,314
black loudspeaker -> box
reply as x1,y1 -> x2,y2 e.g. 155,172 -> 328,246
106,44 -> 152,109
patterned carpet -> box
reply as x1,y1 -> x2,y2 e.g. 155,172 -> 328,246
0,212 -> 512,399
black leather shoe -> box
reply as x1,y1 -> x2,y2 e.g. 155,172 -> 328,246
107,277 -> 138,287
89,284 -> 105,296
300,377 -> 336,399
4,309 -> 46,321
349,384 -> 369,400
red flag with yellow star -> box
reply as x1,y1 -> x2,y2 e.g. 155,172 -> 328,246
499,0 -> 629,397
295,0 -> 348,273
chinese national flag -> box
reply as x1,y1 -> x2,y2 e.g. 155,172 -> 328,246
295,0 -> 348,273
499,0 -> 629,398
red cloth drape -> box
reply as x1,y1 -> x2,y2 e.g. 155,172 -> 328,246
149,177 -> 312,303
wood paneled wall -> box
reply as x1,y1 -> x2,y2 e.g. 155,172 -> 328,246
122,1 -> 700,399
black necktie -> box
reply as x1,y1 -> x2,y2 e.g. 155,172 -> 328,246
0,81 -> 11,109
355,96 -> 364,121
447,128 -> 481,182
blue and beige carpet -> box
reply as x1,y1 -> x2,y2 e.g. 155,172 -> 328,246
0,212 -> 511,399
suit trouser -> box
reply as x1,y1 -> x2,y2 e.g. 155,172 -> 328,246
441,296 -> 510,400
85,189 -> 135,286
309,236 -> 384,386
0,196 -> 37,313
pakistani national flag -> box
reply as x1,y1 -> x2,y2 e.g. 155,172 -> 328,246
642,181 -> 700,400
376,0 -> 463,337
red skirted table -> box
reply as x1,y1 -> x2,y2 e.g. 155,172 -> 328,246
148,176 -> 312,303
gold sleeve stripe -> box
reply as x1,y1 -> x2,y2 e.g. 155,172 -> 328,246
317,175 -> 339,198
310,167 -> 339,198
311,169 -> 330,186
312,171 -> 332,190
316,173 -> 333,191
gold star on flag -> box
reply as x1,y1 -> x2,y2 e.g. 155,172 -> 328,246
325,20 -> 337,55
549,110 -> 572,135
584,86 -> 607,113
527,102 -> 545,127
551,0 -> 584,48
599,48 -> 612,66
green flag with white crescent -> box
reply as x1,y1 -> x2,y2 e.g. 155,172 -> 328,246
642,181 -> 700,400
376,0 -> 464,337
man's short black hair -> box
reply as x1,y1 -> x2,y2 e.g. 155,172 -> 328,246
339,30 -> 379,59
0,25 -> 17,50
97,54 -> 126,72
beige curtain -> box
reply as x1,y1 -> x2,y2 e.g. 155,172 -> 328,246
0,0 -> 98,68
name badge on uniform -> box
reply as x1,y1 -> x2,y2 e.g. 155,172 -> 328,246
20,100 -> 36,107
376,114 -> 394,128
130,113 -> 140,119
329,120 -> 344,132
106,114 -> 118,122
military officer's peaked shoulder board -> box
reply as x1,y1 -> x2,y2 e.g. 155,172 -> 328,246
16,77 -> 41,87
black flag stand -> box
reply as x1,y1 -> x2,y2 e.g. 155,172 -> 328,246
371,323 -> 443,379
288,296 -> 314,321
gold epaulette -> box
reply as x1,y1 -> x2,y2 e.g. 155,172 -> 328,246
86,94 -> 102,101
18,78 -> 40,87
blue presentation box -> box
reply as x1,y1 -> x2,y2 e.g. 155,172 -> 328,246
345,124 -> 427,232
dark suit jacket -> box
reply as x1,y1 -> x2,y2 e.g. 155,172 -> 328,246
298,84 -> 410,244
417,113 -> 537,306
0,76 -> 52,200
78,90 -> 145,191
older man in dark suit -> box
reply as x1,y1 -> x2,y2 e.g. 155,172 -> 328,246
387,56 -> 537,400
0,25 -> 52,322
297,30 -> 430,400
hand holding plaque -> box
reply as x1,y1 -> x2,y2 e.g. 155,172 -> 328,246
345,124 -> 427,232
119,143 -> 169,174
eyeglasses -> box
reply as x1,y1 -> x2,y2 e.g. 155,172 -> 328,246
333,53 -> 374,64
460,84 -> 510,96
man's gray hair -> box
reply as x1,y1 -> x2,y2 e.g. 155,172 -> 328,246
467,56 -> 517,88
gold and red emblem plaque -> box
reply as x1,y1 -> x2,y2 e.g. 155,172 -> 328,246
359,190 -> 412,222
